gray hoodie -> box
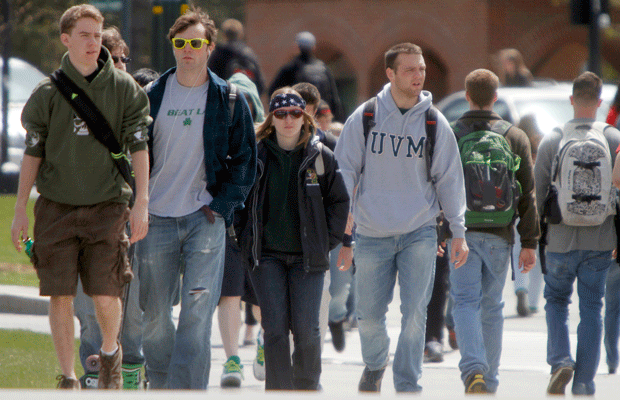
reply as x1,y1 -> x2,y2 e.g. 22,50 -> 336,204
334,83 -> 466,238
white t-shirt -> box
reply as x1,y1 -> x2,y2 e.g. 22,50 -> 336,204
148,73 -> 213,217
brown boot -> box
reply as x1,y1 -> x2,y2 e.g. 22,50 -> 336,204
98,344 -> 123,389
56,374 -> 81,389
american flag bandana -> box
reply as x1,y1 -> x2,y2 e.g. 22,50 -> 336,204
269,93 -> 306,112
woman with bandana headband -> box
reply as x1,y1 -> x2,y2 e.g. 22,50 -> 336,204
236,87 -> 349,390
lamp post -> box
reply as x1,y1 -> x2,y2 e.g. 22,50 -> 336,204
588,0 -> 602,76
1,0 -> 10,166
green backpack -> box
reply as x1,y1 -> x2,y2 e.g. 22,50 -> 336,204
451,119 -> 522,228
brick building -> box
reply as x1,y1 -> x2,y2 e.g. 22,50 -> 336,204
244,0 -> 620,117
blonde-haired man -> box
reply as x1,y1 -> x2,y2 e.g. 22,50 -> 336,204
11,4 -> 151,389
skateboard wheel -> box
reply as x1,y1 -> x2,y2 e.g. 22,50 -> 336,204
85,354 -> 101,373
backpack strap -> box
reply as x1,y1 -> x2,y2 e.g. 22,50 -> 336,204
49,69 -> 135,199
489,120 -> 512,136
360,97 -> 377,174
227,81 -> 238,126
424,105 -> 438,182
362,97 -> 377,146
315,142 -> 325,176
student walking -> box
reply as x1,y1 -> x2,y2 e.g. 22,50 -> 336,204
334,42 -> 468,393
536,71 -> 620,396
238,87 -> 349,390
449,69 -> 539,394
11,4 -> 151,389
135,7 -> 256,390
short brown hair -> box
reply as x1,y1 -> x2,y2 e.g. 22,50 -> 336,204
222,19 -> 243,41
292,82 -> 321,108
572,71 -> 602,104
59,4 -> 103,35
256,87 -> 316,146
385,43 -> 423,70
465,69 -> 499,108
102,26 -> 129,56
167,6 -> 217,44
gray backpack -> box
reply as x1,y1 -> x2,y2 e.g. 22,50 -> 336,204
549,121 -> 616,226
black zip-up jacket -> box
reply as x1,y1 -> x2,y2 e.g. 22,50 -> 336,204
237,137 -> 350,272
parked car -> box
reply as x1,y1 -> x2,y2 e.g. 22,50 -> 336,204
0,57 -> 46,192
436,82 -> 616,135
1,57 -> 46,166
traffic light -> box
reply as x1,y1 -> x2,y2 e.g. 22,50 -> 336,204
570,0 -> 609,25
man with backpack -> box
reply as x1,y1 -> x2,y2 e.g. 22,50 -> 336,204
268,31 -> 344,122
334,42 -> 468,394
135,7 -> 256,390
536,71 -> 620,396
449,69 -> 539,394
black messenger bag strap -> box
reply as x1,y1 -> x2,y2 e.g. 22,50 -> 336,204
50,69 -> 135,193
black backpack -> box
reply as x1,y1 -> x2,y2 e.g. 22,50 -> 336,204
361,97 -> 437,181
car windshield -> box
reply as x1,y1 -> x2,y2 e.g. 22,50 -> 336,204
439,87 -> 613,135
513,99 -> 573,135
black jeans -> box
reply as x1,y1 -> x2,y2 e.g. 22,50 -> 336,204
426,245 -> 449,343
249,252 -> 325,390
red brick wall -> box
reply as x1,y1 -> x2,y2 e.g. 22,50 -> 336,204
245,0 -> 620,110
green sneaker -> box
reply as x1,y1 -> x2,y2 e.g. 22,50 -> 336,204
121,363 -> 142,390
220,355 -> 244,388
78,373 -> 98,389
253,328 -> 265,381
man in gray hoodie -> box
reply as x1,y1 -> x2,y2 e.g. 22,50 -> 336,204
334,42 -> 468,393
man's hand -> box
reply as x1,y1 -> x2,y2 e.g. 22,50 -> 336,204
11,207 -> 30,252
436,242 -> 447,257
450,237 -> 469,269
201,205 -> 217,224
519,248 -> 536,273
129,198 -> 149,244
337,246 -> 354,271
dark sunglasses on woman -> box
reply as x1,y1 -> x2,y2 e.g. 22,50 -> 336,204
112,56 -> 131,64
273,109 -> 304,119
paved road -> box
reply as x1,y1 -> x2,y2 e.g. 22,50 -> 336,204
1,273 -> 619,398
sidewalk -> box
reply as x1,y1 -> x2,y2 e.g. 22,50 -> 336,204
1,279 -> 619,398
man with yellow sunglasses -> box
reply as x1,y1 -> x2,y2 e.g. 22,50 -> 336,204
136,6 -> 256,390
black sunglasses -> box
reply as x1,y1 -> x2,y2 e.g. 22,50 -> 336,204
273,109 -> 304,120
112,56 -> 131,64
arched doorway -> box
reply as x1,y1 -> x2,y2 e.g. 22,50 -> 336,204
316,44 -> 358,121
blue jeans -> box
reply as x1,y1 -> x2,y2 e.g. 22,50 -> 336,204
354,225 -> 437,392
328,244 -> 355,323
249,252 -> 325,390
137,210 -> 226,390
74,261 -> 144,368
545,250 -> 611,392
605,262 -> 620,372
449,232 -> 511,392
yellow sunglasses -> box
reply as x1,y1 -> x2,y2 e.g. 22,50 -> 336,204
171,37 -> 210,50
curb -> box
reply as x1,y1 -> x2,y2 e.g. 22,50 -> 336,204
0,285 -> 49,316
0,294 -> 48,315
